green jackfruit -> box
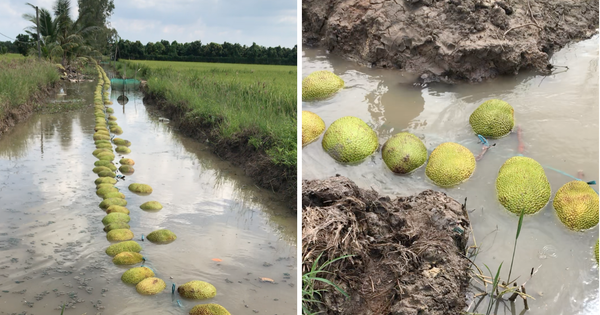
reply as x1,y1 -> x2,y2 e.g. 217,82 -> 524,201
302,111 -> 326,147
553,181 -> 598,230
97,170 -> 116,178
95,143 -> 113,149
105,240 -> 141,256
95,177 -> 117,185
189,304 -> 231,315
120,158 -> 135,165
425,142 -> 475,187
106,205 -> 130,214
140,201 -> 163,211
119,165 -> 135,174
496,156 -> 551,215
94,140 -> 111,145
302,70 -> 344,101
93,166 -> 112,174
108,115 -> 117,121
115,146 -> 131,154
93,148 -> 112,157
595,239 -> 599,264
93,133 -> 111,141
99,198 -> 127,210
113,252 -> 144,265
382,132 -> 427,174
469,99 -> 515,138
322,116 -> 378,163
129,183 -> 153,194
104,221 -> 130,232
177,280 -> 216,299
102,191 -> 125,200
113,138 -> 131,146
110,126 -> 123,134
102,212 -> 130,225
106,107 -> 114,114
96,186 -> 118,198
107,229 -> 134,241
121,267 -> 155,285
146,229 -> 176,243
136,277 -> 166,295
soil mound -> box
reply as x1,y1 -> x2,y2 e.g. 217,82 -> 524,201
302,175 -> 470,315
303,0 -> 598,83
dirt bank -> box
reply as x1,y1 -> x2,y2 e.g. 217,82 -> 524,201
303,0 -> 598,83
0,83 -> 59,138
302,175 -> 470,315
143,91 -> 297,211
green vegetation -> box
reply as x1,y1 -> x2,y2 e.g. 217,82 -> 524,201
123,59 -> 296,168
302,70 -> 344,101
302,111 -> 325,147
496,156 -> 551,215
302,253 -> 352,315
553,181 -> 599,230
382,132 -> 428,174
322,116 -> 378,163
469,99 -> 515,138
425,142 -> 475,187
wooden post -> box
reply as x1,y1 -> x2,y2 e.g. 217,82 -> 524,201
36,6 -> 41,59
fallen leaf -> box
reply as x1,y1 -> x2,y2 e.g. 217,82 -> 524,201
211,258 -> 222,262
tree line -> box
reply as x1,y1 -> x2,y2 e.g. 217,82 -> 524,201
115,40 -> 296,66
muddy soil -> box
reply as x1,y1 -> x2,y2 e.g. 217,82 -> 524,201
0,83 -> 58,138
303,0 -> 598,83
302,175 -> 471,315
143,91 -> 297,211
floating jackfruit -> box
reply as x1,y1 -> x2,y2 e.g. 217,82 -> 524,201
129,183 -> 153,194
119,165 -> 135,175
104,221 -> 130,232
97,170 -> 116,178
95,143 -> 113,149
140,201 -> 163,211
121,267 -> 155,285
302,70 -> 344,101
102,212 -> 131,225
93,133 -> 111,141
189,304 -> 231,315
108,115 -> 117,121
469,99 -> 515,138
94,168 -> 118,179
96,186 -> 118,198
105,240 -> 141,256
103,191 -> 125,200
425,142 -> 475,187
322,116 -> 378,163
177,280 -> 216,299
113,252 -> 144,265
382,132 -> 428,174
94,140 -> 111,145
136,277 -> 166,295
496,156 -> 551,215
113,138 -> 131,147
93,166 -> 112,174
100,198 -> 127,210
107,229 -> 134,241
553,181 -> 598,230
146,229 -> 176,244
106,107 -> 114,114
120,158 -> 135,165
115,146 -> 131,154
110,126 -> 123,134
302,111 -> 326,147
106,205 -> 130,214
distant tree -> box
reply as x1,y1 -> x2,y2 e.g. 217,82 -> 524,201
14,34 -> 33,56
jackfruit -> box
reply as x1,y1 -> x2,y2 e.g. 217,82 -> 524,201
107,229 -> 134,241
96,186 -> 119,198
119,165 -> 135,174
140,201 -> 163,211
95,177 -> 117,185
122,267 -> 155,285
146,229 -> 176,244
99,198 -> 127,210
425,142 -> 475,187
302,111 -> 325,147
105,240 -> 141,256
469,99 -> 514,138
382,132 -> 427,174
177,280 -> 216,299
595,239 -> 599,264
136,277 -> 166,295
113,252 -> 144,265
104,222 -> 130,232
553,181 -> 598,230
115,146 -> 131,154
95,143 -> 112,149
129,183 -> 153,194
113,138 -> 131,146
189,304 -> 231,315
102,212 -> 131,225
102,191 -> 125,200
302,70 -> 344,101
495,156 -> 551,215
106,205 -> 130,214
93,166 -> 112,174
120,158 -> 135,165
322,116 -> 378,163
97,170 -> 116,178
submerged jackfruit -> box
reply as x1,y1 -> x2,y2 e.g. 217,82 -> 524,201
102,191 -> 125,200
119,165 -> 135,174
105,240 -> 141,256
120,158 -> 135,165
129,183 -> 153,194
553,181 -> 598,231
302,70 -> 344,101
104,221 -> 131,232
469,99 -> 515,138
113,138 -> 131,146
122,267 -> 155,285
115,146 -> 131,154
146,229 -> 176,244
107,229 -> 134,241
106,205 -> 130,214
496,156 -> 551,215
95,177 -> 117,185
136,277 -> 166,295
189,304 -> 231,315
99,198 -> 127,210
382,132 -> 427,174
177,280 -> 216,299
140,201 -> 163,211
425,142 -> 475,187
113,252 -> 144,265
322,116 -> 378,163
302,111 -> 326,147
102,212 -> 131,225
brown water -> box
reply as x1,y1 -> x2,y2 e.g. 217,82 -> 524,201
302,36 -> 599,314
0,80 -> 297,314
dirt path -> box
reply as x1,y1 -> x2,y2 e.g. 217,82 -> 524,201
303,0 -> 598,83
302,175 -> 471,315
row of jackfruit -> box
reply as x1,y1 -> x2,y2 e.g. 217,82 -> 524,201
92,65 -> 230,314
302,70 -> 598,240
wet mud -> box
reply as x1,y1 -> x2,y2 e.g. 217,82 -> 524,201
302,175 -> 470,315
302,0 -> 598,83
0,83 -> 59,138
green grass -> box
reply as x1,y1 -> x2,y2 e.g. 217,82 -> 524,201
0,57 -> 61,117
120,59 -> 297,167
303,253 -> 353,315
0,53 -> 26,61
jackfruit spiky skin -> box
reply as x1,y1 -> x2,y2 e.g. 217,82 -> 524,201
121,267 -> 155,285
322,116 -> 378,163
553,181 -> 599,231
425,142 -> 475,187
302,70 -> 344,101
495,156 -> 551,215
382,132 -> 428,174
469,99 -> 515,138
136,277 -> 166,295
189,304 -> 231,315
107,229 -> 134,241
105,240 -> 141,256
113,251 -> 144,265
302,111 -> 326,147
146,229 -> 177,244
177,280 -> 217,299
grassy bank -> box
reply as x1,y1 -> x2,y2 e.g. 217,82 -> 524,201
0,57 -> 60,120
117,59 -> 297,202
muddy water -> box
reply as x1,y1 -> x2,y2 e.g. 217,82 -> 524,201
303,36 -> 599,314
0,80 -> 297,314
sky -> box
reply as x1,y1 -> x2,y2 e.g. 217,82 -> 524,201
0,0 -> 297,48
